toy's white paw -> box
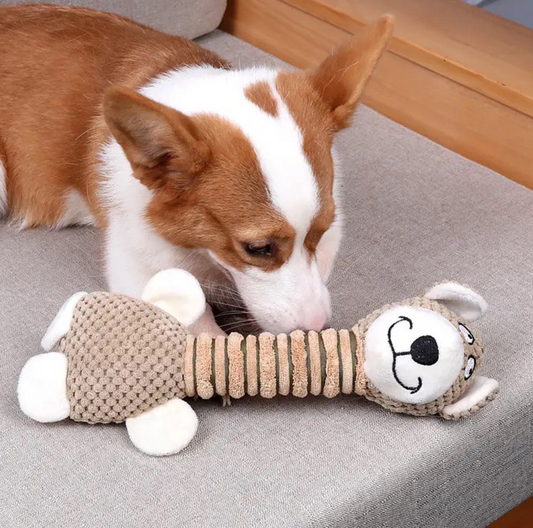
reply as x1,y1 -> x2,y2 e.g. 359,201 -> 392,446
126,398 -> 198,456
18,352 -> 70,423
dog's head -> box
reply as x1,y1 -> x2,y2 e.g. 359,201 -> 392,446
103,17 -> 393,333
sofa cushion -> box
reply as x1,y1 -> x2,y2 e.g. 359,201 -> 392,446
2,30 -> 532,528
0,0 -> 227,39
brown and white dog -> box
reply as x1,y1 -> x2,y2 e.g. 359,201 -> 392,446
0,4 -> 393,335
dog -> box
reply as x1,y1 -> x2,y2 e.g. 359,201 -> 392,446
0,4 -> 393,335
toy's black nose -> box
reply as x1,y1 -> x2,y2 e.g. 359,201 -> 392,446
410,335 -> 439,365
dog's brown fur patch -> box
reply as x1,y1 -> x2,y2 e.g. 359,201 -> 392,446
143,113 -> 296,272
244,81 -> 278,117
276,16 -> 394,255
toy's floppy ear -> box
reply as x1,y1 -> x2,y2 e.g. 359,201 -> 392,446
142,269 -> 206,327
440,376 -> 499,420
425,282 -> 488,322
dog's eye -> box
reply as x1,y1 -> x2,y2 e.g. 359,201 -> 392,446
459,323 -> 475,345
244,241 -> 273,256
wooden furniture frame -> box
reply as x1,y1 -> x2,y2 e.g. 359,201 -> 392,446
221,0 -> 533,189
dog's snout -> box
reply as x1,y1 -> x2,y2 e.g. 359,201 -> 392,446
295,286 -> 331,331
301,309 -> 329,332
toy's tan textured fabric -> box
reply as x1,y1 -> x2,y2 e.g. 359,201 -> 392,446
2,30 -> 533,528
183,296 -> 484,418
358,297 -> 485,417
60,292 -> 187,423
57,290 -> 483,421
185,328 -> 358,400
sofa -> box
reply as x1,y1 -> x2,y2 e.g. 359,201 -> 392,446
2,1 -> 532,527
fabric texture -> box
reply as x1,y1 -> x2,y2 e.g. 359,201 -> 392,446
183,328 -> 359,400
0,0 -> 227,39
61,292 -> 187,423
1,30 -> 533,528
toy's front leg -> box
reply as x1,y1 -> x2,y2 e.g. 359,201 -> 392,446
126,398 -> 198,456
142,270 -> 228,407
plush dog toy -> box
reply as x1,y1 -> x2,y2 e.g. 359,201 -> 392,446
18,270 -> 499,456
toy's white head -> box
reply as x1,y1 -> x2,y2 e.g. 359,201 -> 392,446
363,282 -> 498,417
103,17 -> 393,334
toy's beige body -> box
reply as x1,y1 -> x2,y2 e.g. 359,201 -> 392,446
18,270 -> 499,456
59,292 -> 188,424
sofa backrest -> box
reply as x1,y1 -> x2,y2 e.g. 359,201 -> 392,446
0,0 -> 227,39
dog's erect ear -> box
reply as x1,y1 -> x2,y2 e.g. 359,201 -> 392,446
142,269 -> 206,327
103,87 -> 210,189
440,376 -> 499,419
308,15 -> 394,130
425,282 -> 488,323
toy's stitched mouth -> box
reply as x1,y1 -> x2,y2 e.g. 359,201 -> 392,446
387,316 -> 423,394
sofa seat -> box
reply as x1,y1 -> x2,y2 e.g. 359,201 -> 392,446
2,28 -> 532,528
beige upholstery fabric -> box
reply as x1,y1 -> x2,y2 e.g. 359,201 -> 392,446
0,0 -> 227,39
1,30 -> 532,528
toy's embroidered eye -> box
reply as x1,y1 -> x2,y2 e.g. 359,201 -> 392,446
464,355 -> 476,380
459,323 -> 475,345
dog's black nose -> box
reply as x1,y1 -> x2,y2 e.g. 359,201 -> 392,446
410,335 -> 439,366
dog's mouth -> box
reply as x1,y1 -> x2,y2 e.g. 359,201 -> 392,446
203,283 -> 261,335
212,304 -> 260,335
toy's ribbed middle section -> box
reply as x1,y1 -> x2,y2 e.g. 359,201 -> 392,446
184,329 -> 359,400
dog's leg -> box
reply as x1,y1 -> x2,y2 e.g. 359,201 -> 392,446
106,232 -> 227,337
105,224 -> 155,298
106,250 -> 153,297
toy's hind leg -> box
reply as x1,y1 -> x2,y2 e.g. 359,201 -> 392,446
18,292 -> 85,423
18,352 -> 70,422
126,398 -> 198,456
